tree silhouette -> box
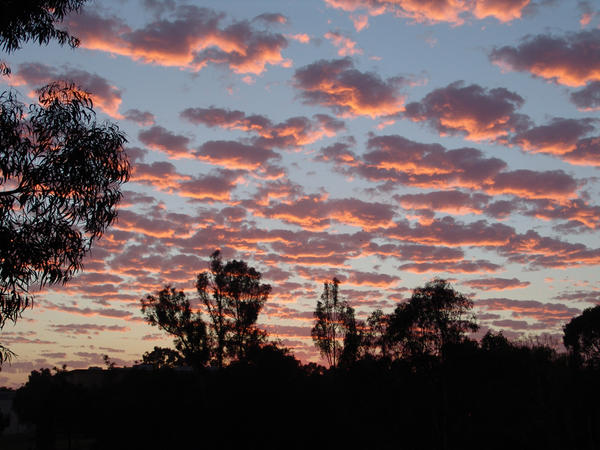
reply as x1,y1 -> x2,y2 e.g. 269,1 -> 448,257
1,0 -> 128,366
386,278 -> 478,360
0,84 -> 129,363
141,286 -> 210,368
563,304 -> 600,369
1,0 -> 87,74
362,308 -> 391,359
311,278 -> 358,368
142,346 -> 182,369
196,250 -> 271,367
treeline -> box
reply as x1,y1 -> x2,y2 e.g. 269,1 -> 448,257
4,251 -> 600,450
136,251 -> 598,372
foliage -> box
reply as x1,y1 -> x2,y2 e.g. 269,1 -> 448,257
361,308 -> 391,360
563,304 -> 600,369
0,84 -> 129,332
141,286 -> 210,368
1,0 -> 87,74
142,346 -> 182,369
311,278 -> 358,368
385,278 -> 478,359
196,250 -> 271,367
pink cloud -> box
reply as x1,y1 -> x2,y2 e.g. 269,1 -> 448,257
176,170 -> 242,202
399,260 -> 502,273
561,136 -> 600,167
251,195 -> 396,230
463,277 -> 530,291
50,323 -> 131,335
512,117 -> 597,156
181,107 -> 345,148
486,169 -> 578,200
570,82 -> 600,111
324,31 -> 363,56
490,30 -> 600,87
476,298 -> 580,325
500,230 -> 600,268
293,58 -> 406,117
354,135 -> 507,189
138,126 -> 192,158
384,216 -> 514,247
67,6 -> 290,74
132,160 -> 191,191
194,140 -> 281,170
396,190 -> 490,215
12,62 -> 123,118
321,134 -> 582,201
323,0 -> 533,24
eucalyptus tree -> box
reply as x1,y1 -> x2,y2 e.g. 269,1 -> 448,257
196,250 -> 271,367
0,0 -> 130,366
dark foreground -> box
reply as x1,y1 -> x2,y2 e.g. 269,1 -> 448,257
1,342 -> 599,450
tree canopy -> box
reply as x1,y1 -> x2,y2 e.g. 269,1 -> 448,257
563,304 -> 600,369
1,0 -> 87,74
141,286 -> 210,368
1,84 -> 129,330
311,278 -> 360,368
196,250 -> 271,367
0,0 -> 127,367
385,278 -> 478,360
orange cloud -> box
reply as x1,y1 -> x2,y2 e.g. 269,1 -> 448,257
404,81 -> 530,142
323,0 -> 533,24
11,62 -> 123,118
293,58 -> 406,117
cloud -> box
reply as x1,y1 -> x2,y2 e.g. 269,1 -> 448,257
293,58 -> 406,117
253,13 -> 288,24
364,242 -> 464,262
404,81 -> 530,141
12,62 -> 123,118
490,30 -> 600,87
323,0 -> 533,25
124,108 -> 156,126
50,323 -> 131,335
560,136 -> 600,167
348,135 -> 507,190
181,107 -> 345,148
67,6 -> 290,74
521,198 -> 600,230
138,126 -> 192,158
398,260 -> 502,273
500,229 -> 600,268
176,169 -> 242,202
194,140 -> 281,170
486,169 -> 577,200
577,1 -> 597,28
251,195 -> 396,230
396,190 -> 491,215
463,277 -> 530,291
512,117 -> 597,156
570,82 -> 600,111
320,134 -> 581,200
476,298 -> 580,325
324,31 -> 363,56
384,216 -> 515,247
132,160 -> 191,191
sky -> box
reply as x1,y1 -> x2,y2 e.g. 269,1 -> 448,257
1,0 -> 600,386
